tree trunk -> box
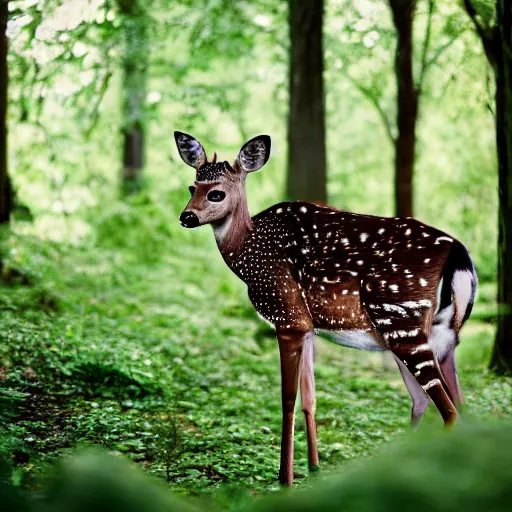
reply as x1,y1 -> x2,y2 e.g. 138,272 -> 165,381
490,0 -> 512,374
389,0 -> 418,218
0,0 -> 11,224
118,0 -> 148,196
287,0 -> 327,203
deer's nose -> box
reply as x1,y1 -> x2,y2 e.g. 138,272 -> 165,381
180,211 -> 199,228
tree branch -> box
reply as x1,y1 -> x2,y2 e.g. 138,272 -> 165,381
427,34 -> 461,67
418,0 -> 435,91
84,69 -> 113,139
343,72 -> 395,144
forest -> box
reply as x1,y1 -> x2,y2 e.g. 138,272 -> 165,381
0,0 -> 512,510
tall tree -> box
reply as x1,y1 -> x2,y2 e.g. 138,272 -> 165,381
0,0 -> 11,224
463,0 -> 512,374
389,0 -> 418,218
332,0 -> 460,218
118,0 -> 149,195
389,0 -> 461,217
287,0 -> 327,203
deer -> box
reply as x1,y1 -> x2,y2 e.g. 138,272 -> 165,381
174,131 -> 478,487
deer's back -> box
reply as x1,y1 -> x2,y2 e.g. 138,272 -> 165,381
234,201 -> 462,337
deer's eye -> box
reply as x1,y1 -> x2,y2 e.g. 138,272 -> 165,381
188,186 -> 196,196
207,190 -> 226,203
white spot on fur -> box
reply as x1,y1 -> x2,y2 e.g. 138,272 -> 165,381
416,360 -> 435,370
435,236 -> 453,244
360,233 -> 369,242
422,379 -> 442,391
410,343 -> 431,354
419,278 -> 428,287
401,299 -> 432,309
382,303 -> 408,316
387,328 -> 420,339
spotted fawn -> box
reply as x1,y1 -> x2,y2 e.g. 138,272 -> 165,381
175,131 -> 478,486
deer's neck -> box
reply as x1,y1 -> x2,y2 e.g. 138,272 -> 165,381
213,199 -> 253,258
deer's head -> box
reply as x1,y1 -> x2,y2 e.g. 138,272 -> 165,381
174,132 -> 271,229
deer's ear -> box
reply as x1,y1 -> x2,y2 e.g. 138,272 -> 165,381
234,135 -> 271,173
174,131 -> 207,169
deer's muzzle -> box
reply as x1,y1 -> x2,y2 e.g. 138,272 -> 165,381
180,211 -> 200,228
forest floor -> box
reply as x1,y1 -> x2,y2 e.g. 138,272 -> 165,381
1,226 -> 511,509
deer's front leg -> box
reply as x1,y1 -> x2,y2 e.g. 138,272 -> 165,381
277,329 -> 307,486
300,331 -> 319,472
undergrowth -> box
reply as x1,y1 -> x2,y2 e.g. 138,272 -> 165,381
0,204 -> 511,507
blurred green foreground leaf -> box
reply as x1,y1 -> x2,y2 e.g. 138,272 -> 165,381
3,422 -> 512,512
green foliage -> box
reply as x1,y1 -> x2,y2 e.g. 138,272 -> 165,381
0,226 -> 510,501
323,0 -> 496,279
468,0 -> 496,27
94,193 -> 174,262
0,458 -> 29,512
41,449 -> 197,512
1,0 -> 509,509
5,422 -> 512,512
254,422 -> 512,512
8,0 -> 121,131
8,0 -> 498,281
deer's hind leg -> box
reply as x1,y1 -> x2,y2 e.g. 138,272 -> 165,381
392,353 -> 429,427
388,333 -> 458,426
439,345 -> 464,407
429,305 -> 464,408
300,331 -> 319,472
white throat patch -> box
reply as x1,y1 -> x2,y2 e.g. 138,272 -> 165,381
213,216 -> 232,245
